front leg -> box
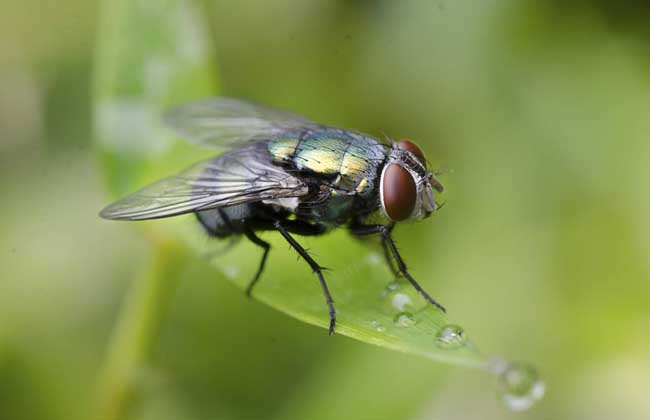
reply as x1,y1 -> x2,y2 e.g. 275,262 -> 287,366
349,222 -> 446,313
350,221 -> 398,276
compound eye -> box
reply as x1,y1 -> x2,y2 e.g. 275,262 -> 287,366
398,139 -> 426,167
381,163 -> 417,221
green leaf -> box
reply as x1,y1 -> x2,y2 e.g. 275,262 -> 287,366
174,217 -> 487,367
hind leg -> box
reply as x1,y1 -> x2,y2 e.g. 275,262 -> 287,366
196,208 -> 268,294
243,229 -> 271,297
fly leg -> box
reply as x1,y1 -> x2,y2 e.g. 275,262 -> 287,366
243,229 -> 271,297
350,220 -> 398,277
349,223 -> 446,313
380,224 -> 400,277
274,221 -> 337,335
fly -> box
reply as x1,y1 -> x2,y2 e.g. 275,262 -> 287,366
100,97 -> 446,335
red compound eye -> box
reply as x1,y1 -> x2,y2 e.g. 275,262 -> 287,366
381,163 -> 417,221
398,139 -> 426,166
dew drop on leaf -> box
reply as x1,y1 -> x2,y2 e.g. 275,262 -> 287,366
393,311 -> 416,328
435,324 -> 467,349
382,282 -> 426,312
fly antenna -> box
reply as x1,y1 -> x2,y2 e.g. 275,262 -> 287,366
434,165 -> 453,177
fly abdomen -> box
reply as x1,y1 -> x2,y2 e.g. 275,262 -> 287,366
195,204 -> 253,237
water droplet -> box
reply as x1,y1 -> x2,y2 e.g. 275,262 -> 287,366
435,324 -> 467,349
496,363 -> 545,411
391,293 -> 413,311
393,311 -> 416,328
381,282 -> 426,313
370,320 -> 386,333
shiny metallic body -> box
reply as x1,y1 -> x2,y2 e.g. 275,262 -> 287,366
100,98 -> 445,334
197,127 -> 389,238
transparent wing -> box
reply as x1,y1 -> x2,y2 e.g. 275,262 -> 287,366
164,97 -> 320,149
100,145 -> 308,221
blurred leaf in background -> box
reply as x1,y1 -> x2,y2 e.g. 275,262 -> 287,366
92,0 -> 219,419
1,1 -> 650,420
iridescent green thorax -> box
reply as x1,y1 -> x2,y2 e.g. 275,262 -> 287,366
267,128 -> 387,197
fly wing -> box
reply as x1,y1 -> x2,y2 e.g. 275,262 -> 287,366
164,97 -> 321,149
99,144 -> 308,221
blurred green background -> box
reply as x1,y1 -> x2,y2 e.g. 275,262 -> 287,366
2,1 -> 650,419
